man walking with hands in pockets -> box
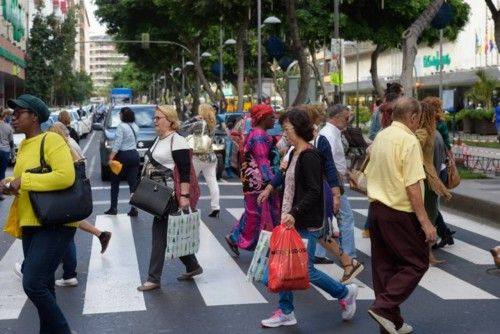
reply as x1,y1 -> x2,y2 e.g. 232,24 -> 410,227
365,97 -> 436,334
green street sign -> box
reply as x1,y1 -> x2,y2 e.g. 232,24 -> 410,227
2,0 -> 26,42
423,51 -> 451,71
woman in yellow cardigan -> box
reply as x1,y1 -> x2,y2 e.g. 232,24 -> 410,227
1,95 -> 77,334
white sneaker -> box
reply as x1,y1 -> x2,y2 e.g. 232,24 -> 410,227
261,309 -> 297,328
13,262 -> 22,279
398,322 -> 414,334
368,309 -> 398,334
339,283 -> 358,320
55,277 -> 78,287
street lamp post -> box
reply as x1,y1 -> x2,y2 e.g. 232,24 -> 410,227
218,24 -> 236,111
257,0 -> 281,103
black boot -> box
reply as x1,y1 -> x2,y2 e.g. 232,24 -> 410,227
435,229 -> 455,248
208,209 -> 220,218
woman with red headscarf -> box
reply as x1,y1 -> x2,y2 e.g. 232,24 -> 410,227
225,104 -> 281,255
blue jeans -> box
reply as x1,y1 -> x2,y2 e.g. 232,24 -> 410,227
22,226 -> 76,334
339,194 -> 356,258
278,229 -> 348,314
61,239 -> 77,280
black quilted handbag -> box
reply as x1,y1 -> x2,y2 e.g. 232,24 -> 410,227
130,140 -> 177,217
28,135 -> 93,226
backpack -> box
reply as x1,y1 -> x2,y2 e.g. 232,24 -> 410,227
186,120 -> 212,155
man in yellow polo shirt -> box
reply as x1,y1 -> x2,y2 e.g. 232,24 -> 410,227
364,97 -> 437,334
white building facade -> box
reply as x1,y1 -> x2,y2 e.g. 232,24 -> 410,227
322,0 -> 499,110
88,34 -> 128,93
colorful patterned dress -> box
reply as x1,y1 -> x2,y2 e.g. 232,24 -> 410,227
229,128 -> 281,251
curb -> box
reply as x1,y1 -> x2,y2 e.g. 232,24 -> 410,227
443,191 -> 500,224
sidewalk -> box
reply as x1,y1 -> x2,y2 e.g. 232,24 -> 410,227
443,179 -> 500,224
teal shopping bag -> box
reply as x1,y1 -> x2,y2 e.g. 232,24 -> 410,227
165,208 -> 201,259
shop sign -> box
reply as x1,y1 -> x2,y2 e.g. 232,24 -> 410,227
2,0 -> 26,42
423,51 -> 451,71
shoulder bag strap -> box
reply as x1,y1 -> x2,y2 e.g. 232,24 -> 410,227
126,123 -> 137,142
39,134 -> 49,169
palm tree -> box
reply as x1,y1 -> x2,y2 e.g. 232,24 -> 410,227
467,70 -> 500,111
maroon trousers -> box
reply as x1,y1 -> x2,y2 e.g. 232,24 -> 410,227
368,201 -> 429,330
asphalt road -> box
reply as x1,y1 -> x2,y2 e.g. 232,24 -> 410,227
0,131 -> 499,334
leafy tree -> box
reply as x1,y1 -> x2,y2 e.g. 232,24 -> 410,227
25,13 -> 54,102
340,0 -> 470,97
110,62 -> 151,98
466,70 -> 500,111
71,71 -> 94,104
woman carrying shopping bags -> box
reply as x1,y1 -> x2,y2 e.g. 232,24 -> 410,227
137,105 -> 203,291
225,104 -> 281,256
186,103 -> 220,218
257,108 -> 358,328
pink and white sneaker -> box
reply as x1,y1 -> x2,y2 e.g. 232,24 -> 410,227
261,309 -> 297,328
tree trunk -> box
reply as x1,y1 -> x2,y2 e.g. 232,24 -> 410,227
188,44 -> 219,103
401,0 -> 445,97
236,13 -> 249,112
310,44 -> 329,104
485,0 -> 500,52
271,61 -> 286,106
285,0 -> 310,106
370,44 -> 386,98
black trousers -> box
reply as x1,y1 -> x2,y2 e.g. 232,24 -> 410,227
368,201 -> 429,330
147,216 -> 200,284
110,149 -> 140,209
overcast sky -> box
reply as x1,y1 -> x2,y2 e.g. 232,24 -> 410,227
84,0 -> 106,34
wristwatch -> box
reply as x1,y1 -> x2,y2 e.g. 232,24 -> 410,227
180,193 -> 190,198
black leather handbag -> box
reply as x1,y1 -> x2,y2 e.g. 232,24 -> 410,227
28,135 -> 93,226
130,139 -> 177,217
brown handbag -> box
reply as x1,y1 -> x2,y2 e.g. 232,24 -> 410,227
446,149 -> 461,189
349,156 -> 369,194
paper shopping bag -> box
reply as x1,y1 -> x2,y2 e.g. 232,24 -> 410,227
165,209 -> 201,259
247,230 -> 272,282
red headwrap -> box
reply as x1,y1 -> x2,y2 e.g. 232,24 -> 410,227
250,104 -> 273,127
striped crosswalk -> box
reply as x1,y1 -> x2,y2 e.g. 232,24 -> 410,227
0,202 -> 498,322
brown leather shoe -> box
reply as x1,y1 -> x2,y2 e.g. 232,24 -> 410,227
490,246 -> 500,268
177,267 -> 203,281
137,282 -> 160,291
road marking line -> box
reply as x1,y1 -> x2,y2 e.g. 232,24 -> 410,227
193,220 -> 268,306
226,208 -> 374,301
352,209 -> 498,299
313,263 -> 374,300
83,214 -> 146,314
82,131 -> 96,156
441,211 -> 500,242
419,267 -> 498,300
0,240 -> 26,320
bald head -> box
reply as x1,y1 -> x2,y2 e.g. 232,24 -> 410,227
392,98 -> 421,121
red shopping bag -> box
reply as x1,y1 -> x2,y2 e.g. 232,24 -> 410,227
268,224 -> 310,292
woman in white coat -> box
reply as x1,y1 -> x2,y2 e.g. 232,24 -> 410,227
188,104 -> 220,218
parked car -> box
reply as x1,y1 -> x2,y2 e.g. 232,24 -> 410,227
93,104 -> 157,181
74,106 -> 93,137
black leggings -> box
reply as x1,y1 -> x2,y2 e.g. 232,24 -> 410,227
110,149 -> 140,209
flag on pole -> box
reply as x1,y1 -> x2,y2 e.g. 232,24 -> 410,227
489,24 -> 496,52
475,31 -> 481,54
484,25 -> 489,54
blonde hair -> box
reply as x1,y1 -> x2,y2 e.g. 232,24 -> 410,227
0,107 -> 8,120
303,104 -> 326,125
198,103 -> 216,132
156,105 -> 180,130
48,122 -> 80,161
58,110 -> 71,126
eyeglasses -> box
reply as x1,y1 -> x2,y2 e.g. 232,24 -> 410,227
282,126 -> 295,133
12,108 -> 30,118
152,116 -> 166,122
